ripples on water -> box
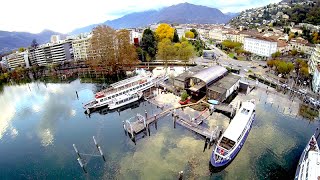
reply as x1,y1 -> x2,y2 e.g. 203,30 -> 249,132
0,80 -> 318,179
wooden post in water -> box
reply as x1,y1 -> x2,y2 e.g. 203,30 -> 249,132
173,114 -> 176,129
145,110 -> 148,120
122,121 -> 127,136
73,144 -> 81,159
93,136 -> 106,162
178,171 -> 184,180
154,115 -> 157,130
76,91 -> 79,99
77,157 -> 87,173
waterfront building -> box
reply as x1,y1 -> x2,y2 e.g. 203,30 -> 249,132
174,66 -> 240,102
29,40 -> 74,66
2,51 -> 30,69
244,37 -> 277,57
72,34 -> 92,61
312,65 -> 320,93
308,44 -> 320,74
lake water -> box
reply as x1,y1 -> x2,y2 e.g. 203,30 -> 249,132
0,80 -> 318,179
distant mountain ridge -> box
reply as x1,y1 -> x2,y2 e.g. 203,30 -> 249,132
0,30 -> 63,54
71,3 -> 233,35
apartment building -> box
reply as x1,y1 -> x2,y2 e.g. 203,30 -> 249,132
308,44 -> 320,74
289,38 -> 315,55
244,37 -> 277,57
2,51 -> 30,69
72,34 -> 92,61
29,40 -> 73,66
312,65 -> 320,93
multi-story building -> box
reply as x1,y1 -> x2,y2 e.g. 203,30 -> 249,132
289,38 -> 315,55
72,34 -> 92,61
2,51 -> 30,69
308,44 -> 320,74
128,29 -> 142,45
29,40 -> 73,66
244,37 -> 277,57
312,65 -> 320,93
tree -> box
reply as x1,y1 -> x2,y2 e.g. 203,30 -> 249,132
190,29 -> 198,39
141,28 -> 157,60
173,29 -> 179,43
185,31 -> 195,39
291,49 -> 298,56
116,29 -> 138,69
174,40 -> 194,69
271,51 -> 281,59
155,24 -> 174,42
88,25 -> 137,75
18,47 -> 25,52
157,38 -> 175,68
31,39 -> 39,49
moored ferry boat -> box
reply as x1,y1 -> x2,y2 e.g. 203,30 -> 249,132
210,100 -> 256,170
108,92 -> 143,110
83,72 -> 162,110
294,130 -> 320,180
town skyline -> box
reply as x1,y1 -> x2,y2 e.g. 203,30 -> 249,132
0,0 -> 281,33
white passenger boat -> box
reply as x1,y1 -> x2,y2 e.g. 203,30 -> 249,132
83,72 -> 164,110
294,130 -> 320,180
210,99 -> 256,170
108,92 -> 143,110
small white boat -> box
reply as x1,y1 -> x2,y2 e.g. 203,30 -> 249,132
210,99 -> 256,170
294,130 -> 320,180
108,92 -> 143,110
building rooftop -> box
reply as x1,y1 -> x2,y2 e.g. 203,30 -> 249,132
174,66 -> 204,82
191,66 -> 228,84
208,74 -> 241,92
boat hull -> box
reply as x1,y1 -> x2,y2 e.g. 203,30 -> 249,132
210,114 -> 255,171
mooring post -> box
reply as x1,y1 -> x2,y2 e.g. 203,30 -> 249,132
173,115 -> 176,129
98,146 -> 106,162
203,138 -> 208,152
154,115 -> 157,130
93,136 -> 98,148
145,110 -> 148,120
147,123 -> 150,136
76,91 -> 79,99
122,121 -> 127,136
77,157 -> 87,173
178,171 -> 184,180
73,144 -> 81,159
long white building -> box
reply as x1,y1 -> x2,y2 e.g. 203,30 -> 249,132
29,40 -> 73,66
312,66 -> 320,93
2,51 -> 30,69
244,37 -> 277,57
308,44 -> 320,75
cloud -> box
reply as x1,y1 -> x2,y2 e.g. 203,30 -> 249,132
0,0 -> 281,33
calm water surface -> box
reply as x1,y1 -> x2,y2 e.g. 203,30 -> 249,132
0,80 -> 318,179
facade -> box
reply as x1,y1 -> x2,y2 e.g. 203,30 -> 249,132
244,37 -> 277,57
209,29 -> 227,42
312,66 -> 320,93
29,40 -> 73,66
2,51 -> 30,69
289,38 -> 315,55
72,34 -> 92,61
308,44 -> 320,74
129,29 -> 142,45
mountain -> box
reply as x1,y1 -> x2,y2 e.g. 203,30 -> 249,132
71,3 -> 232,34
0,30 -> 63,54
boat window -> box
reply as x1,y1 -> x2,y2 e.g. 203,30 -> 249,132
100,99 -> 103,102
219,137 -> 235,150
112,95 -> 115,98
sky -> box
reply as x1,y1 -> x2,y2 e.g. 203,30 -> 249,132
0,0 -> 281,34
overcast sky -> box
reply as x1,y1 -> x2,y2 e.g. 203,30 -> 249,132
0,0 -> 281,34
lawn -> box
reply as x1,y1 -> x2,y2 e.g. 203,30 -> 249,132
228,53 -> 235,58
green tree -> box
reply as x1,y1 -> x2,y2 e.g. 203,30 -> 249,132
271,51 -> 281,59
173,29 -> 179,43
155,24 -> 174,42
157,38 -> 174,68
190,28 -> 198,39
18,47 -> 25,52
185,31 -> 195,39
291,49 -> 298,56
141,28 -> 157,60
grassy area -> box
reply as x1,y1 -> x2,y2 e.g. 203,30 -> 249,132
228,53 -> 235,58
